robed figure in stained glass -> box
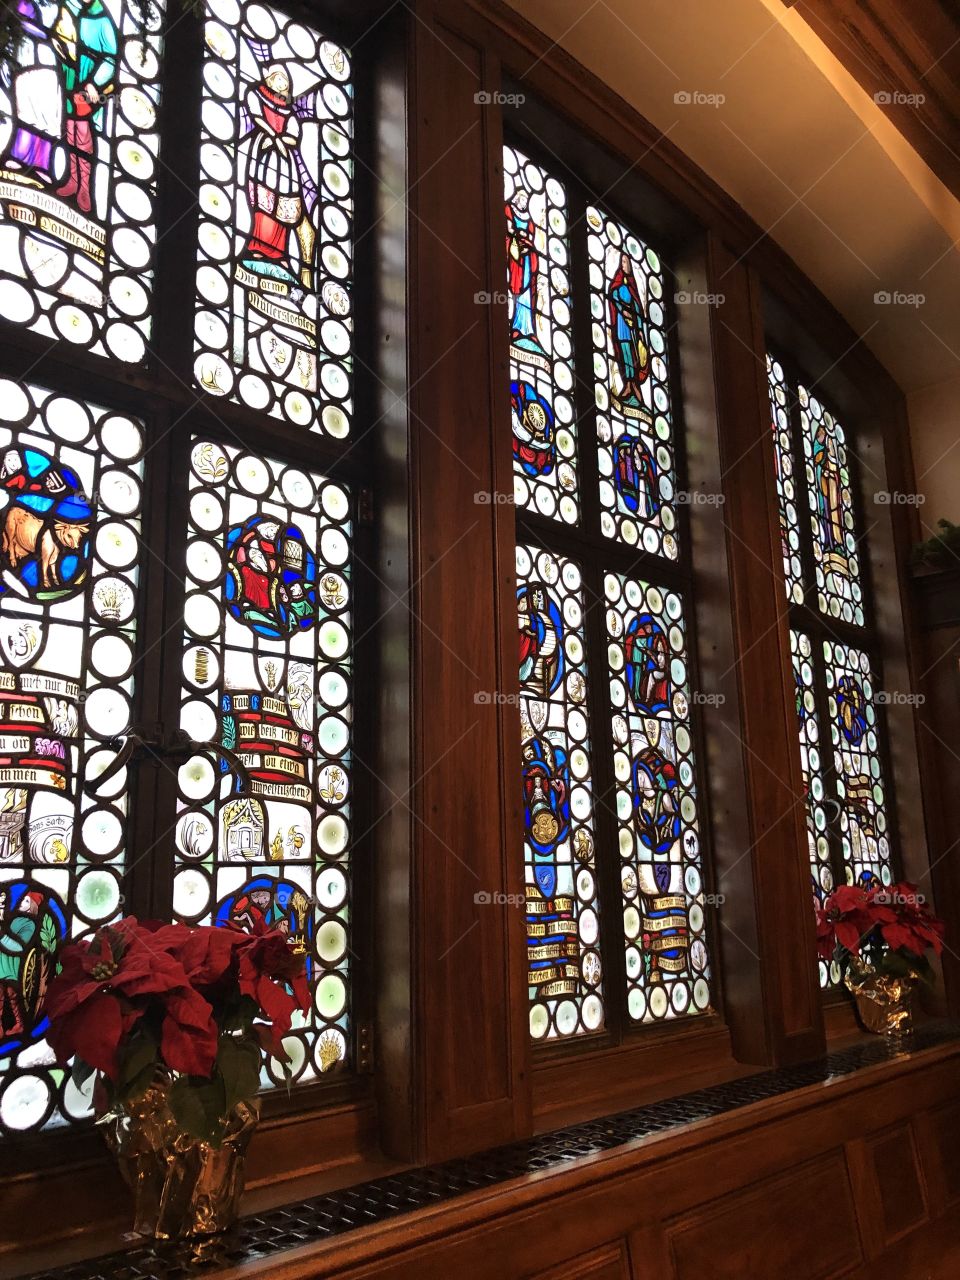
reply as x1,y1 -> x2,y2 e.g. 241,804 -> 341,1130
506,189 -> 539,349
241,63 -> 316,289
53,0 -> 118,213
0,0 -> 61,180
812,421 -> 846,567
608,252 -> 649,410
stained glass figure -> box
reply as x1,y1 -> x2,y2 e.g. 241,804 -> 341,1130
503,147 -> 579,524
588,207 -> 678,558
824,642 -> 892,888
605,572 -> 710,1021
176,439 -> 352,1085
767,356 -> 803,603
516,545 -> 603,1040
0,0 -> 164,360
0,377 -> 143,1134
194,1 -> 353,435
799,385 -> 864,626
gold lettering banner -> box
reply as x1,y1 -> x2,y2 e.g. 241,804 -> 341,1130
4,704 -> 45,724
21,674 -> 80,698
247,290 -> 317,339
249,777 -> 311,802
643,914 -> 687,933
525,894 -> 575,916
0,181 -> 106,242
235,265 -> 289,297
0,765 -> 64,788
526,919 -> 578,939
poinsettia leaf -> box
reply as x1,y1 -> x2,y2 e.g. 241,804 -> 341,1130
169,1074 -> 227,1145
217,1035 -> 261,1114
117,1031 -> 158,1100
70,1056 -> 95,1090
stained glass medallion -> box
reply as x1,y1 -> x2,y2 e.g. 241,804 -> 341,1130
0,0 -> 164,360
767,356 -> 803,603
800,384 -> 864,626
0,377 -> 143,1134
194,0 -> 353,435
605,573 -> 711,1022
503,146 -> 579,524
824,641 -> 892,890
588,207 -> 678,559
517,544 -> 603,1040
176,439 -> 352,1085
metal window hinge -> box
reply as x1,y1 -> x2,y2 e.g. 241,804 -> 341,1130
356,1021 -> 374,1072
357,487 -> 375,526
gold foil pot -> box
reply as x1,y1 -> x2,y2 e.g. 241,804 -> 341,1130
843,957 -> 919,1041
102,1082 -> 259,1240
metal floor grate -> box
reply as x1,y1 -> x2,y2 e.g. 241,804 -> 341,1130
20,1021 -> 960,1280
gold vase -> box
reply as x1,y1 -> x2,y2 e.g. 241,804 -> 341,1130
843,957 -> 919,1042
102,1083 -> 259,1240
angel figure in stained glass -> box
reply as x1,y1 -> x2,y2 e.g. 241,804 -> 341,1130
240,62 -> 318,290
608,252 -> 649,411
53,0 -> 118,214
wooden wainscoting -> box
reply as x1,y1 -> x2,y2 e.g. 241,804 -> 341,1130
200,1037 -> 960,1280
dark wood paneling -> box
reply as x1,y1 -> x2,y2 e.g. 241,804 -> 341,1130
699,236 -> 823,1063
405,2 -> 529,1162
868,1124 -> 928,1244
664,1152 -> 861,1280
528,1241 -> 631,1280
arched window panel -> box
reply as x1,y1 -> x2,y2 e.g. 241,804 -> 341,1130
767,356 -> 803,603
824,641 -> 893,889
504,146 -> 579,525
0,378 -> 143,1136
604,573 -> 711,1023
588,207 -> 678,561
194,3 -> 354,437
790,629 -> 834,987
0,0 -> 164,360
175,439 -> 352,1087
799,384 -> 865,626
517,544 -> 604,1042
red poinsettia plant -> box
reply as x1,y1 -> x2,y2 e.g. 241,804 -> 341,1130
44,916 -> 309,1144
815,881 -> 945,980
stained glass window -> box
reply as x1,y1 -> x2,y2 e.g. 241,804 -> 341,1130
194,0 -> 353,435
605,573 -> 711,1022
824,641 -> 893,890
767,356 -> 803,603
504,146 -> 579,524
175,438 -> 352,1083
790,630 -> 831,900
588,206 -> 678,560
516,544 -> 603,1041
0,0 -> 164,360
0,377 -> 142,1134
799,383 -> 864,626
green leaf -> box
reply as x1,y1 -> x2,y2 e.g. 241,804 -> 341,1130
40,914 -> 58,953
116,1032 -> 158,1101
169,1075 -> 227,1145
217,1035 -> 261,1114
